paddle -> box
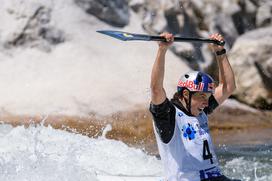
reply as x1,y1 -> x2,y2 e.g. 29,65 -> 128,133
97,30 -> 225,46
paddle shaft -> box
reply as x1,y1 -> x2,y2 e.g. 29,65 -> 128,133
149,36 -> 225,46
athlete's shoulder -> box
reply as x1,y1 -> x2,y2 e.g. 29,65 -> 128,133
150,98 -> 176,144
150,98 -> 175,115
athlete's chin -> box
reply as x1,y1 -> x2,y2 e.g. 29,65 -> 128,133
192,112 -> 200,117
192,110 -> 203,116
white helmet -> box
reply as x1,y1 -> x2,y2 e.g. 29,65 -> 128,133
177,71 -> 215,94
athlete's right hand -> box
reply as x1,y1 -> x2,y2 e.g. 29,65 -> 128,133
158,32 -> 174,50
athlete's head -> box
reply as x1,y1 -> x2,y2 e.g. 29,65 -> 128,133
176,71 -> 215,116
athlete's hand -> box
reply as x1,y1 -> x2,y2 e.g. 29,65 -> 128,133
209,33 -> 225,52
158,32 -> 174,50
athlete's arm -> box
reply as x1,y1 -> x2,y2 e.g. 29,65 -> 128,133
209,34 -> 236,105
150,33 -> 174,105
150,33 -> 175,143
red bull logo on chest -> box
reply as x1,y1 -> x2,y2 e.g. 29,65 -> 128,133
178,80 -> 205,91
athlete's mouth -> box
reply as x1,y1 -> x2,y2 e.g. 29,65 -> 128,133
198,108 -> 204,112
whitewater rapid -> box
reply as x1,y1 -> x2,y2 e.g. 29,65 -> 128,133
0,123 -> 162,181
0,123 -> 271,181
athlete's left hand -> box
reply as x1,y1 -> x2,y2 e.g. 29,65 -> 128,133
209,33 -> 225,52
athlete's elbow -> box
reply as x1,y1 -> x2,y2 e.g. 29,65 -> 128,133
150,84 -> 165,99
223,84 -> 236,96
229,82 -> 236,93
150,82 -> 163,92
151,86 -> 164,97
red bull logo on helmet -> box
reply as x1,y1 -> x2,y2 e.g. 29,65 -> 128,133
178,80 -> 205,91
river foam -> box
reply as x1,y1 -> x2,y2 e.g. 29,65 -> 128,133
0,123 -> 271,181
0,124 -> 162,181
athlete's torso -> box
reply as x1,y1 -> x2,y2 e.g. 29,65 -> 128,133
153,103 -> 221,181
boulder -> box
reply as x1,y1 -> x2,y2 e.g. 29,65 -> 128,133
129,0 -> 145,13
0,1 -> 65,52
229,26 -> 272,109
231,0 -> 257,34
74,0 -> 130,27
256,4 -> 271,27
142,9 -> 167,34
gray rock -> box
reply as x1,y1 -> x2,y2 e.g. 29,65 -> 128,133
213,13 -> 239,47
129,0 -> 145,12
244,0 -> 257,13
229,26 -> 272,109
4,6 -> 65,52
171,42 -> 194,58
254,58 -> 272,90
221,0 -> 241,15
133,1 -> 168,34
231,0 -> 257,34
171,42 -> 198,68
141,8 -> 167,34
74,0 -> 130,27
256,5 -> 271,27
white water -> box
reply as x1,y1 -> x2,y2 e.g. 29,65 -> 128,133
0,124 -> 162,181
0,123 -> 271,181
222,156 -> 272,181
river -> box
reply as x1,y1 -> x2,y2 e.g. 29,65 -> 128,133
0,124 -> 270,181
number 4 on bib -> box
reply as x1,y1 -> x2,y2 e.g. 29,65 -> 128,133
203,140 -> 213,164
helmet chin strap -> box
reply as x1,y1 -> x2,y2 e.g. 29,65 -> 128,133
184,91 -> 194,115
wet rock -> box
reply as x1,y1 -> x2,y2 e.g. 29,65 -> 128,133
229,26 -> 272,109
74,0 -> 130,27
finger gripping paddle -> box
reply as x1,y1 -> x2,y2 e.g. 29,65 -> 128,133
97,30 -> 225,46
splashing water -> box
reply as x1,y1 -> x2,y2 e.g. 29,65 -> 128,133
217,145 -> 272,181
0,124 -> 162,181
221,157 -> 271,181
0,124 -> 271,181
